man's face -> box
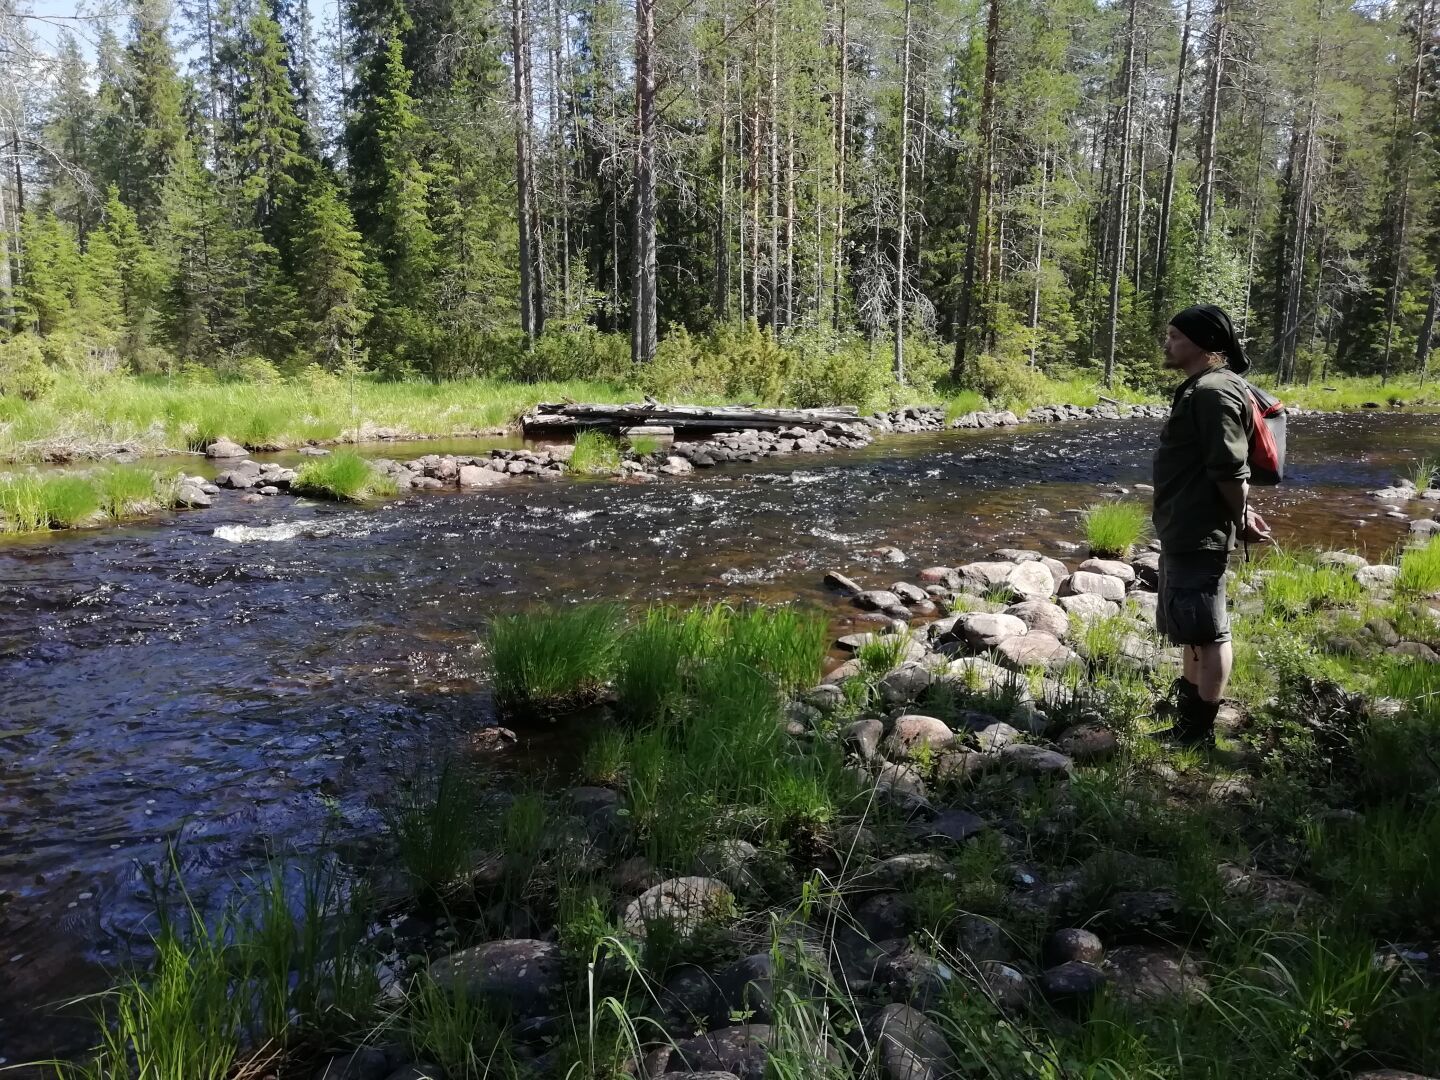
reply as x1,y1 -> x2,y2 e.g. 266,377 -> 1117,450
1162,325 -> 1205,370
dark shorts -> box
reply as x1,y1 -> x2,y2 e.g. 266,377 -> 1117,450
1157,549 -> 1232,646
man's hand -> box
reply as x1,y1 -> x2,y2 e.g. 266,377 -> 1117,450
1240,508 -> 1273,545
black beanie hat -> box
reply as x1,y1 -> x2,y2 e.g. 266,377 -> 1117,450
1169,304 -> 1250,375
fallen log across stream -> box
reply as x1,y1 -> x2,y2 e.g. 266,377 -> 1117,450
521,401 -> 862,434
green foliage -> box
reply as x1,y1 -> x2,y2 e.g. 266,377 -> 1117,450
487,603 -> 624,713
568,431 -> 622,475
292,450 -> 397,500
1398,537 -> 1440,597
401,975 -> 520,1079
1405,458 -> 1438,492
1083,502 -> 1150,558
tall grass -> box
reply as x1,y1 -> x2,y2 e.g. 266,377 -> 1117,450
0,466 -> 179,533
568,430 -> 622,475
1083,502 -> 1150,558
1397,536 -> 1440,597
292,450 -> 397,501
1405,457 -> 1438,491
402,975 -> 520,1080
488,603 -> 624,713
0,373 -> 642,463
1252,549 -> 1366,618
385,761 -> 480,900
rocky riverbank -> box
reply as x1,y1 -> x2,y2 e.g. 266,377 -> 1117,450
284,538 -> 1440,1080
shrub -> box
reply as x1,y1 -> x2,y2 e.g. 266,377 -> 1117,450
568,431 -> 622,475
487,603 -> 624,713
293,451 -> 397,501
0,334 -> 56,401
956,352 -> 1047,409
1084,501 -> 1150,558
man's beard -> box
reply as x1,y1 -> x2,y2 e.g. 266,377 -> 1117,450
1161,354 -> 1184,369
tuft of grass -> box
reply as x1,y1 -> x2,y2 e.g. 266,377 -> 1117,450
401,974 -> 521,1080
488,602 -> 624,714
56,920 -> 245,1080
40,473 -> 104,527
293,450 -> 397,501
1405,457 -> 1438,491
1083,501 -> 1149,558
0,466 -> 181,533
1397,536 -> 1440,597
1252,550 -> 1366,618
568,430 -> 622,475
856,634 -> 909,677
385,762 -> 479,901
95,464 -> 172,519
626,434 -> 663,457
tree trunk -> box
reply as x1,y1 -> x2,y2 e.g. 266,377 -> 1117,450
1029,146 -> 1048,368
1105,0 -> 1139,388
1197,0 -> 1227,240
952,0 -> 1000,379
1240,106 -> 1266,338
767,1 -> 780,329
749,0 -> 762,321
551,0 -> 572,316
717,41 -> 731,318
512,0 -> 538,344
832,0 -> 848,330
1153,0 -> 1193,323
894,0 -> 912,382
0,171 -> 12,334
631,0 -> 658,365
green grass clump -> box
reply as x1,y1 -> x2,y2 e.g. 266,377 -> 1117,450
488,602 -> 624,714
0,466 -> 180,533
95,464 -> 172,518
568,430 -> 622,475
292,450 -> 397,501
1405,457 -> 1438,491
1398,536 -> 1440,597
626,434 -> 663,457
1252,550 -> 1367,618
1083,501 -> 1149,558
385,762 -> 480,901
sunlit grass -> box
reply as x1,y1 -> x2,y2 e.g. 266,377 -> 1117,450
488,603 -> 625,714
568,431 -> 622,475
292,450 -> 397,501
1084,501 -> 1150,558
0,466 -> 179,533
1398,536 -> 1440,597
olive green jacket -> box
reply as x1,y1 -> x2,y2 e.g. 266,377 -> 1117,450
1151,366 -> 1254,553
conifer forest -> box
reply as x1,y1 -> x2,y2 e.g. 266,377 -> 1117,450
0,0 -> 1436,394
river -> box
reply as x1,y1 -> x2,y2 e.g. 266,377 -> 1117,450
1,410 -> 1436,1061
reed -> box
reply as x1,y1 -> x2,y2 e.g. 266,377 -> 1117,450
568,430 -> 622,475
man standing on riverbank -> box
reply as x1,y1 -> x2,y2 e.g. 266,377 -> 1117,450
1151,304 -> 1272,745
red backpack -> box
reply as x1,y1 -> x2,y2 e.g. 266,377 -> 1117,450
1245,382 -> 1286,485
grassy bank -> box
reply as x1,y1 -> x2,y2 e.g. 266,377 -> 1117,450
43,536 -> 1440,1079
2,361 -> 1434,465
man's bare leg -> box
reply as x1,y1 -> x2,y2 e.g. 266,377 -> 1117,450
1190,641 -> 1232,703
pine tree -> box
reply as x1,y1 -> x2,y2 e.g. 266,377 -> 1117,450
124,2 -> 191,229
17,212 -> 81,335
293,168 -> 370,368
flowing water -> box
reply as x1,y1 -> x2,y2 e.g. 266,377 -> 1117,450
1,411 -> 1437,1060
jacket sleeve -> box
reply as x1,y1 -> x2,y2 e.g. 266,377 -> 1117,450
1191,382 -> 1251,483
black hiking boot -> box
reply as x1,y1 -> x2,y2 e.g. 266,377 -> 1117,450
1148,678 -> 1219,747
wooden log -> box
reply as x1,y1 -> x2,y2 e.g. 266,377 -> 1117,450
522,401 -> 861,433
